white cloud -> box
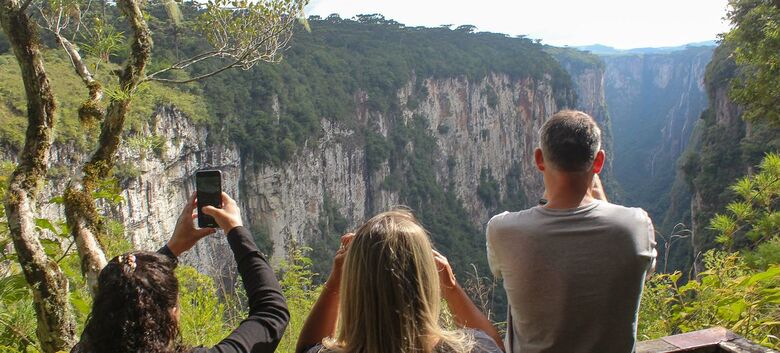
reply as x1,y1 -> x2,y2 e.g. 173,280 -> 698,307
304,0 -> 731,49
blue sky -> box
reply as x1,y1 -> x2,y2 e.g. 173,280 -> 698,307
304,0 -> 731,49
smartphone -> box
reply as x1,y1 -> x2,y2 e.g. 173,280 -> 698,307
195,169 -> 222,228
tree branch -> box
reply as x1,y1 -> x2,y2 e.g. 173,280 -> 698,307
147,59 -> 241,84
55,34 -> 104,124
0,0 -> 77,351
143,49 -> 223,81
57,35 -> 98,88
65,0 -> 152,291
19,0 -> 33,12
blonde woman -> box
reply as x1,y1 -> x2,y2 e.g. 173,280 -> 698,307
296,210 -> 504,353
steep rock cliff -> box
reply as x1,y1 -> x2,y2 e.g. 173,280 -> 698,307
663,44 -> 780,273
239,73 -> 563,270
20,72 -> 568,280
603,46 -> 713,217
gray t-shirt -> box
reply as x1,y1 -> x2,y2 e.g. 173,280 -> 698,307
487,200 -> 656,353
304,329 -> 502,353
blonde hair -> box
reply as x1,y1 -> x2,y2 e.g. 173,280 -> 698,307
322,209 -> 475,353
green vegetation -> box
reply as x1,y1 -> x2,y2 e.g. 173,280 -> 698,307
1,8 -> 573,167
725,0 -> 780,124
545,45 -> 605,75
146,9 -> 574,163
0,51 -> 209,152
639,153 -> 780,349
277,243 -> 321,353
477,168 -> 501,209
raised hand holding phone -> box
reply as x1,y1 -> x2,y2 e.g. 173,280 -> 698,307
167,192 -> 217,256
201,192 -> 243,233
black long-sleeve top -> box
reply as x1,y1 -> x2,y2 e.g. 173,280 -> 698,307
171,226 -> 289,353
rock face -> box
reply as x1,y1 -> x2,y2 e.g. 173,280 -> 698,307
603,46 -> 713,215
24,106 -> 243,278
659,44 -> 780,273
27,72 -> 571,275
242,73 -> 561,258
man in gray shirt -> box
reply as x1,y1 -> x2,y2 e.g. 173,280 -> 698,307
486,110 -> 656,353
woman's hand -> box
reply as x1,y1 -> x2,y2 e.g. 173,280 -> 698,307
433,249 -> 459,297
327,233 -> 354,290
167,193 -> 217,256
434,249 -> 505,350
296,233 -> 353,353
202,192 -> 244,233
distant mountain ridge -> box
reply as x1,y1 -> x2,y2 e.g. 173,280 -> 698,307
576,41 -> 717,56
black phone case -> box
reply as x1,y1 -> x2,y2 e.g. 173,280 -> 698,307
196,170 -> 222,228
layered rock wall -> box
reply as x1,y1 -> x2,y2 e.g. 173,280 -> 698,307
24,73 -> 568,274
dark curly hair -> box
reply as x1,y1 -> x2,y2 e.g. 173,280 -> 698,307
76,251 -> 188,353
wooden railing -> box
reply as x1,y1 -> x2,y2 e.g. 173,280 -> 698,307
637,327 -> 777,353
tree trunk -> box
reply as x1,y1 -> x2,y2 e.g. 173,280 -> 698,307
64,0 -> 152,291
0,1 -> 77,352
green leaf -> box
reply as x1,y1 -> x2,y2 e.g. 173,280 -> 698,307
727,201 -> 753,220
70,295 -> 92,317
717,298 -> 747,322
40,238 -> 61,258
35,218 -> 58,234
48,195 -> 64,204
0,274 -> 29,303
740,266 -> 780,287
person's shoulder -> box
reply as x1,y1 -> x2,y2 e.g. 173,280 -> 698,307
487,208 -> 535,229
462,329 -> 503,353
598,202 -> 651,221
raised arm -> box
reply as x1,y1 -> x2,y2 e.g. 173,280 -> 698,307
295,234 -> 354,353
434,250 -> 505,351
160,193 -> 289,353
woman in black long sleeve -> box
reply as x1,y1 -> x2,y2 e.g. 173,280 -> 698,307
71,192 -> 288,353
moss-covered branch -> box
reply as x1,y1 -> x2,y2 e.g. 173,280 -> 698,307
0,0 -> 76,351
64,0 -> 152,291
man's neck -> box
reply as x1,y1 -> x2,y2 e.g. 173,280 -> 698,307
542,172 -> 596,209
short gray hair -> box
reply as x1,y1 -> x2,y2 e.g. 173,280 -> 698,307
540,110 -> 601,172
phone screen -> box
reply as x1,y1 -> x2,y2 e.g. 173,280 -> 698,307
196,170 -> 222,228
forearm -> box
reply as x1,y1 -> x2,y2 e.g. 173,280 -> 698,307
443,284 -> 504,350
229,226 -> 289,330
296,280 -> 340,353
204,227 -> 289,353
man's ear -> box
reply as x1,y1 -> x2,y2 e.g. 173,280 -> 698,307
592,150 -> 605,174
534,148 -> 545,171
